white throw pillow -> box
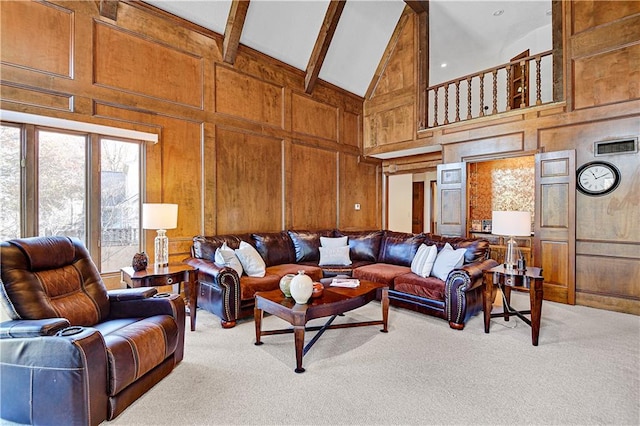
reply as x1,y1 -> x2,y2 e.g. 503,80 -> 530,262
411,244 -> 438,278
431,243 -> 466,281
234,241 -> 266,278
320,236 -> 348,248
214,242 -> 243,277
318,246 -> 352,266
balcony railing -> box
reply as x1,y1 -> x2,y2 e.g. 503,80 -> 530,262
426,50 -> 554,128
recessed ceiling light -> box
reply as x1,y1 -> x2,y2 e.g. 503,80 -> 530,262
441,63 -> 447,68
493,9 -> 504,16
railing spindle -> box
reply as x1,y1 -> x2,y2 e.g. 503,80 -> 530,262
466,77 -> 472,120
535,55 -> 542,105
506,64 -> 512,111
444,83 -> 450,125
479,73 -> 485,117
433,86 -> 439,127
492,69 -> 498,115
455,81 -> 461,122
519,59 -> 526,109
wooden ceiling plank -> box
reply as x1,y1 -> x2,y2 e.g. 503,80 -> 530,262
223,0 -> 250,65
99,0 -> 119,21
304,0 -> 346,94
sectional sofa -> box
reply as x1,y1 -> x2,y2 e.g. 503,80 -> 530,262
184,230 -> 498,330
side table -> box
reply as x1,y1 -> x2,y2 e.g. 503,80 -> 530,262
482,265 -> 544,346
121,264 -> 199,331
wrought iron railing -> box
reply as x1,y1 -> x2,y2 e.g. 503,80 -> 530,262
426,50 -> 553,128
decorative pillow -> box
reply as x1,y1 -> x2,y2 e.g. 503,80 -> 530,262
431,243 -> 466,281
214,242 -> 243,277
234,241 -> 266,278
320,236 -> 348,248
318,246 -> 352,266
410,244 -> 438,278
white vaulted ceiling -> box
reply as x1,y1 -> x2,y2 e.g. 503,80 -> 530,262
143,0 -> 551,97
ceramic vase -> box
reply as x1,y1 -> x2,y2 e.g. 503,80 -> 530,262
132,252 -> 149,271
289,270 -> 313,304
279,273 -> 295,297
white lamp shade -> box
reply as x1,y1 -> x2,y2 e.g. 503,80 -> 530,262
492,211 -> 531,236
142,203 -> 178,230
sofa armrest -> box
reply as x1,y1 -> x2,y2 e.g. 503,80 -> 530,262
183,257 -> 241,326
0,318 -> 70,338
445,258 -> 499,328
0,326 -> 108,425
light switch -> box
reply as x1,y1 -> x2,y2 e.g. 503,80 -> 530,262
354,203 -> 361,210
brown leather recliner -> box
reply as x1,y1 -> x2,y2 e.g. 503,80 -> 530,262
0,236 -> 185,425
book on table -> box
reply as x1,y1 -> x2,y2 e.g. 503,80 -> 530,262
330,278 -> 360,288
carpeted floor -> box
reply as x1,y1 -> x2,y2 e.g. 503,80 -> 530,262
110,293 -> 639,425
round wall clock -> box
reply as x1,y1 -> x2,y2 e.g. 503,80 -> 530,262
576,161 -> 621,196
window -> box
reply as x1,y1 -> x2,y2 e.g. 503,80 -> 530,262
1,122 -> 143,273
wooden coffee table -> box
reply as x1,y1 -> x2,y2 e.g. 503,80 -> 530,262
254,280 -> 389,373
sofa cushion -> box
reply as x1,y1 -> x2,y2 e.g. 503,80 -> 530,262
100,315 -> 178,395
320,236 -> 348,248
423,234 -> 489,264
252,232 -> 296,267
287,229 -> 336,262
266,264 -> 323,282
235,241 -> 266,277
335,230 -> 384,262
239,274 -> 281,300
319,246 -> 352,266
378,231 -> 425,266
431,243 -> 466,281
214,242 -> 243,276
352,263 -> 411,286
410,244 -> 438,278
394,273 -> 446,302
192,234 -> 252,261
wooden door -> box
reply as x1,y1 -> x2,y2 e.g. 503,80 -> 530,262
510,49 -> 529,109
412,182 -> 424,233
534,150 -> 576,304
436,162 -> 466,237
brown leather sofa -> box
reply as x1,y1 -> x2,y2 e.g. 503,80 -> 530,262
0,236 -> 185,425
184,229 -> 498,330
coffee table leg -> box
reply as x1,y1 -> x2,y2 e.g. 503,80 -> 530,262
380,287 -> 389,333
254,305 -> 263,346
293,324 -> 305,373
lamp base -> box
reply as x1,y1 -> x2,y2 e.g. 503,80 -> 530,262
503,236 -> 519,271
154,229 -> 169,268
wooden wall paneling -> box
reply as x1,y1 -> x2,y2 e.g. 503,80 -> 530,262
572,43 -> 640,110
289,143 -> 337,230
0,83 -> 73,112
93,22 -> 204,108
214,65 -> 284,128
0,1 -> 73,78
216,127 -> 283,234
572,0 -> 640,34
342,111 -> 361,148
291,92 -> 338,141
339,153 -> 381,230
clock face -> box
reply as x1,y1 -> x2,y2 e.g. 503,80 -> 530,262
577,161 -> 620,196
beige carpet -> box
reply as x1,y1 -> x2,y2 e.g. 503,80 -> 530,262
110,293 -> 639,425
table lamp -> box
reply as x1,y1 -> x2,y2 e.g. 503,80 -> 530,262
492,210 -> 531,271
142,203 -> 178,268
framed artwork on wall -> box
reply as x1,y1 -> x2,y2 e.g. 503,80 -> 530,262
471,220 -> 482,231
482,220 -> 492,232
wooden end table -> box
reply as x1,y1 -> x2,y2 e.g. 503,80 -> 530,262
254,280 -> 389,373
482,265 -> 544,345
121,264 -> 199,331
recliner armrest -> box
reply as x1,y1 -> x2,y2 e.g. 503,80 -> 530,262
0,318 -> 70,338
108,287 -> 158,301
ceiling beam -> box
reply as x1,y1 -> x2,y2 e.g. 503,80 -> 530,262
223,0 -> 250,65
304,0 -> 346,94
98,0 -> 119,20
404,0 -> 428,14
